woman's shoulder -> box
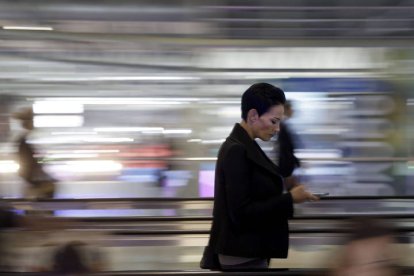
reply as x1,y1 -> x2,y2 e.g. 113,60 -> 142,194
219,139 -> 247,160
222,137 -> 246,150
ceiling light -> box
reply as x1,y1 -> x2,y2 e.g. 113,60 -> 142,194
2,26 -> 54,31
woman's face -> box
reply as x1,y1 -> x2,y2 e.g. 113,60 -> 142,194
253,104 -> 284,141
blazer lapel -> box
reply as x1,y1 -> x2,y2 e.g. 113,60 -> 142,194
228,124 -> 279,177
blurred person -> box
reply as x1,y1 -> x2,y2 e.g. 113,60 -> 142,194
12,107 -> 57,199
0,205 -> 19,271
0,95 -> 16,143
51,241 -> 104,275
274,100 -> 302,191
0,205 -> 18,229
0,204 -> 75,271
329,218 -> 401,276
52,241 -> 90,274
201,83 -> 318,271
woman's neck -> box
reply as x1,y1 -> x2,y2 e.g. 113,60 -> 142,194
240,121 -> 254,140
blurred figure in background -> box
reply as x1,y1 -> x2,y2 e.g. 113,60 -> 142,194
274,100 -> 302,191
51,240 -> 104,274
0,204 -> 75,271
329,217 -> 401,276
52,241 -> 90,274
12,107 -> 56,199
0,205 -> 19,270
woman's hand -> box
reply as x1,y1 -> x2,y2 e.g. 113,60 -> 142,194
284,176 -> 300,191
290,184 -> 319,203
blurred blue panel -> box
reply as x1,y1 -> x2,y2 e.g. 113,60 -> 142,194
279,78 -> 390,93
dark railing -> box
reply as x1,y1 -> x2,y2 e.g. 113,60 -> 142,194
0,269 -> 324,276
76,213 -> 414,222
3,195 -> 414,202
4,267 -> 414,276
2,196 -> 414,219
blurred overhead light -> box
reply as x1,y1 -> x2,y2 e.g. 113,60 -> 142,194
95,76 -> 200,81
52,132 -> 97,135
34,115 -> 84,128
201,139 -> 225,144
185,157 -> 217,161
0,160 -> 19,174
296,149 -> 342,160
38,76 -> 199,82
2,26 -> 53,31
34,101 -> 84,114
73,150 -> 119,154
64,160 -> 122,173
94,127 -> 164,133
31,135 -> 132,144
217,107 -> 240,117
206,100 -> 240,104
163,129 -> 192,134
48,153 -> 98,159
46,149 -> 119,155
82,137 -> 134,143
37,97 -> 196,106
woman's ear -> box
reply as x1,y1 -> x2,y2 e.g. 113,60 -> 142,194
247,109 -> 259,123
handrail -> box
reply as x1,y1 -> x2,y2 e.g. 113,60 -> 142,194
0,197 -> 212,202
3,196 -> 414,214
313,196 -> 414,200
301,157 -> 413,162
6,267 -> 414,275
0,268 -> 326,276
50,156 -> 413,162
76,213 -> 414,222
3,195 -> 414,202
107,226 -> 414,235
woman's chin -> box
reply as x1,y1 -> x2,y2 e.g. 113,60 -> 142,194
261,136 -> 271,142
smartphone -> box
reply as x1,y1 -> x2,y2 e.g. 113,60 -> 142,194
312,192 -> 329,197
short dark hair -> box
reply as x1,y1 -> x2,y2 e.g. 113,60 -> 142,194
241,83 -> 286,121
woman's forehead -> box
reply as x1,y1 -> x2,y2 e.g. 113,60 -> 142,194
266,105 -> 284,116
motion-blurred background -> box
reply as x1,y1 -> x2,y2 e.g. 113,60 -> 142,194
2,0 -> 414,199
1,1 -> 414,272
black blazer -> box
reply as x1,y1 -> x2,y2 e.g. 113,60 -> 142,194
208,123 -> 294,258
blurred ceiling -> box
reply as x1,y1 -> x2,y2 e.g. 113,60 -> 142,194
0,0 -> 413,97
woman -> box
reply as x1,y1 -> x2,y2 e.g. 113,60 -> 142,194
202,83 -> 318,270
